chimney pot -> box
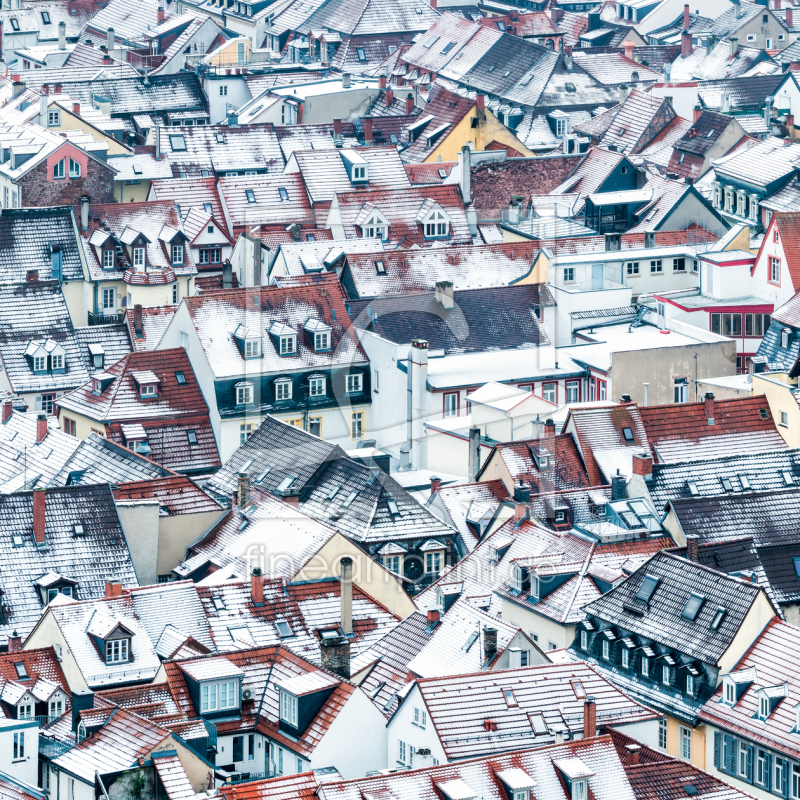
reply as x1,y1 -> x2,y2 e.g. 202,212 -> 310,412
406,93 -> 415,115
544,418 -> 556,438
683,3 -> 690,28
1,400 -> 12,424
385,88 -> 394,105
686,534 -> 699,563
251,566 -> 264,605
704,391 -> 715,424
363,116 -> 373,145
33,488 -> 45,545
379,75 -> 387,89
430,475 -> 441,496
104,578 -> 122,598
36,413 -> 47,443
583,697 -> 597,738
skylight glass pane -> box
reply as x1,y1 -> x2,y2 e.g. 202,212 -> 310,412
256,466 -> 272,482
740,475 -> 751,490
212,596 -> 225,610
720,477 -> 732,491
635,574 -> 659,602
681,592 -> 705,621
276,620 -> 293,638
341,491 -> 358,509
711,606 -> 726,629
276,475 -> 296,493
529,712 -> 546,734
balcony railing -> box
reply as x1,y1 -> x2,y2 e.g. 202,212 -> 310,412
34,715 -> 59,729
88,311 -> 125,326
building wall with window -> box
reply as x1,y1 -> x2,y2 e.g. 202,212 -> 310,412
752,372 -> 800,449
0,719 -> 37,787
46,103 -> 132,157
499,595 -> 578,652
386,683 -> 450,768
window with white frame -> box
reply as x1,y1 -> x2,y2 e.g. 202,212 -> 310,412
651,259 -> 663,273
18,701 -> 32,719
658,718 -> 667,750
564,267 -> 575,282
314,331 -> 330,351
793,762 -> 800,798
580,629 -> 588,650
49,697 -> 63,718
69,158 -> 81,178
444,392 -> 458,417
12,731 -> 23,760
760,694 -> 769,719
740,741 -> 749,778
543,383 -> 556,403
244,338 -> 260,358
626,261 -> 639,275
398,740 -> 407,764
363,211 -> 387,239
425,551 -> 442,574
201,680 -> 237,713
602,639 -> 610,660
680,726 -> 691,761
686,674 -> 694,694
641,656 -> 649,677
424,209 -> 449,238
103,249 -> 114,269
51,354 -> 63,370
236,383 -> 253,405
346,373 -> 362,393
53,158 -> 65,179
621,648 -> 629,669
105,638 -> 129,663
279,690 -> 298,726
566,381 -> 579,403
280,335 -> 296,355
771,256 -> 781,283
413,706 -> 427,728
133,247 -> 145,268
383,555 -> 400,573
47,110 -> 60,127
309,377 -> 325,396
275,379 -> 292,400
33,355 -> 46,372
724,680 -> 735,705
662,664 -> 670,685
757,749 -> 767,785
172,244 -> 184,264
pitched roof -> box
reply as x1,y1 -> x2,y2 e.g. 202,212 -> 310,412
150,177 -> 227,234
583,550 -> 766,663
220,772 -> 319,800
125,305 -> 177,352
597,89 -> 675,154
0,484 -> 138,645
417,661 -> 657,760
113,476 -> 225,516
297,0 -> 439,36
219,173 -> 315,229
638,396 -> 787,463
350,283 -> 549,352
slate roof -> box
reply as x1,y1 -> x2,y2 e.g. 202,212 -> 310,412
162,646 -> 354,755
697,75 -> 789,114
220,772 -> 320,800
552,148 -> 627,212
647,449 -> 800,512
665,489 -> 800,548
49,433 -> 175,487
583,550 -> 766,664
428,479 -> 507,551
698,619 -> 800,760
416,661 -> 657,760
0,282 -> 89,394
572,52 -> 660,87
350,284 -> 550,353
0,207 -> 85,283
0,484 -> 138,646
73,326 -> 132,379
56,74 -> 207,117
638,396 -> 787,463
597,90 -> 675,155
84,0 -> 176,42
161,123 -> 284,177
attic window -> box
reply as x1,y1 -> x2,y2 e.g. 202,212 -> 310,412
327,486 -> 340,502
570,678 -> 586,699
423,34 -> 440,47
175,371 -> 186,385
440,41 -> 455,54
9,18 -> 18,30
275,620 -> 293,638
621,426 -> 634,443
216,133 -> 225,144
12,534 -> 23,547
529,712 -> 547,734
387,498 -> 400,516
356,47 -> 366,61
710,607 -> 726,629
187,430 -> 198,446
784,471 -> 795,486
170,135 -> 187,151
375,260 -> 386,274
256,467 -> 272,482
462,631 -> 479,651
278,187 -> 289,201
488,65 -> 495,72
212,596 -> 225,610
204,203 -> 213,214
14,662 -> 27,679
73,523 -> 85,536
636,574 -> 659,602
245,190 -> 256,203
687,481 -> 699,496
503,688 -> 518,707
565,82 -> 576,92
133,164 -> 143,175
760,408 -> 770,420
341,491 -> 358,510
438,168 -> 448,178
720,477 -> 732,491
740,474 -> 751,490
706,128 -> 715,138
681,592 -> 705,621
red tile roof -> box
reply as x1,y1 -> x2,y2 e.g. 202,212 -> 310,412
774,211 -> 800,292
150,176 -> 227,235
114,476 -> 225,515
219,772 -> 320,800
125,305 -> 177,351
401,86 -> 476,163
404,161 -> 457,185
219,173 -> 315,231
0,646 -> 69,690
639,395 -> 787,463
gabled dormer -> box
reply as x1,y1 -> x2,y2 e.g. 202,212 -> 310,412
121,423 -> 150,455
303,318 -> 332,352
496,768 -> 536,800
158,224 -> 189,267
355,204 -> 388,240
25,341 -> 49,374
120,227 -> 151,271
92,371 -> 115,395
130,370 -> 160,399
275,670 -> 340,737
554,757 -> 595,800
88,228 -> 120,271
340,149 -> 369,185
269,321 -> 297,357
86,610 -> 135,665
25,339 -> 65,374
35,571 -> 77,604
418,201 -> 451,240
178,657 -> 244,719
0,684 -> 36,720
756,683 -> 787,719
234,323 -> 261,359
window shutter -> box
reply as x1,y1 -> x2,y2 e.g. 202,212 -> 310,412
747,745 -> 754,783
725,736 -> 736,773
783,759 -> 790,798
714,732 -> 721,768
765,753 -> 773,791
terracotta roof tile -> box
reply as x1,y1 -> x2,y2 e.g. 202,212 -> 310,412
114,476 -> 225,515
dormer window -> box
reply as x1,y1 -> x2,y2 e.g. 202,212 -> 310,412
279,689 -> 298,726
309,376 -> 326,396
34,355 -> 46,372
140,383 -> 157,398
573,781 -> 587,800
512,564 -> 524,592
103,249 -> 114,270
172,244 -> 184,265
760,695 -> 770,719
275,378 -> 292,400
423,209 -> 449,238
362,210 -> 387,240
315,331 -> 329,350
304,318 -> 332,352
724,678 -> 736,705
353,166 -> 367,181
106,638 -> 129,663
346,373 -> 363,393
236,382 -> 253,405
202,679 -> 238,713
133,247 -> 145,268
281,335 -> 295,354
782,329 -> 790,348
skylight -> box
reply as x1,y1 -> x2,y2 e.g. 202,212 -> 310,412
438,168 -> 448,178
73,523 -> 85,536
133,164 -> 143,175
621,426 -> 634,443
502,688 -> 518,708
341,490 -> 358,509
635,574 -> 659,602
784,471 -> 795,485
256,466 -> 272,482
375,259 -> 386,274
245,189 -> 256,203
529,712 -> 546,734
278,187 -> 289,201
740,474 -> 751,490
424,34 -> 439,47
681,592 -> 705,621
275,475 -> 296,493
187,430 -> 198,446
216,133 -> 225,144
212,596 -> 225,610
706,128 -> 715,138
720,477 -> 732,491
440,41 -> 455,54
387,498 -> 400,516
204,203 -> 213,214
170,134 -> 187,151
356,47 -> 366,61
327,485 -> 341,501
570,679 -> 586,699
462,631 -> 479,651
175,371 -> 186,385
687,481 -> 699,496
240,459 -> 254,473
710,606 -> 727,629
14,662 -> 27,679
276,620 -> 294,638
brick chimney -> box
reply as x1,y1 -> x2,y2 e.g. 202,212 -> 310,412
631,453 -> 653,480
514,500 -> 527,523
237,471 -> 250,506
476,94 -> 485,110
333,118 -> 342,137
406,94 -> 414,114
320,636 -> 350,679
544,418 -> 556,438
104,578 -> 122,598
73,102 -> 80,114
681,29 -> 692,58
251,566 -> 264,606
427,608 -> 440,631
583,697 -> 597,738
36,412 -> 47,443
385,88 -> 394,105
33,488 -> 46,546
704,392 -> 715,424
133,304 -> 143,337
787,7 -> 793,28
686,534 -> 699,562
625,743 -> 642,765
683,3 -> 690,28
622,40 -> 635,60
340,556 -> 353,636
363,116 -> 373,145
54,83 -> 62,94
7,631 -> 21,653
2,399 -> 12,424
483,626 -> 497,664
379,75 -> 387,89
430,475 -> 441,496
693,104 -> 702,122
26,269 -> 39,282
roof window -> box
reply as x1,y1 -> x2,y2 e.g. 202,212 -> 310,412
212,596 -> 225,610
327,486 -> 340,502
175,371 -> 186,385
461,631 -> 479,651
133,164 -> 142,175
245,189 -> 256,203
440,41 -> 456,54
203,203 -> 213,214
275,475 -> 296,494
502,688 -> 518,707
375,259 -> 386,274
341,490 -> 358,510
187,430 -> 198,446
216,133 -> 225,144
739,474 -> 750,490
570,678 -> 586,699
275,620 -> 293,638
720,477 -> 732,491
710,606 -> 726,629
635,574 -> 659,602
256,466 -> 272,482
760,408 -> 770,419
621,426 -> 634,443
73,523 -> 85,536
278,187 -> 289,201
681,592 -> 705,621
356,47 -> 366,61
529,712 -> 547,734
170,134 -> 187,151
784,471 -> 795,485
423,34 -> 440,47
687,481 -> 699,496
14,662 -> 27,679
